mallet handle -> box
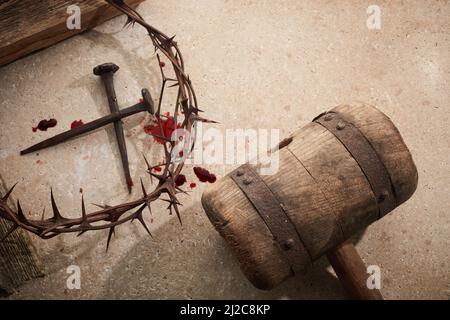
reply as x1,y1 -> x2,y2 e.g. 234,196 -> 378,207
326,241 -> 383,300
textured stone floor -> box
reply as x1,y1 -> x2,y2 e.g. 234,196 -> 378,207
0,0 -> 449,299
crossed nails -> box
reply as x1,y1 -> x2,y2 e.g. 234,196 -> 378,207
21,63 -> 155,193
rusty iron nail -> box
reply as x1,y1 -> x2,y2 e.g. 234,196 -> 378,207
20,92 -> 153,156
282,238 -> 295,250
94,63 -> 134,193
336,121 -> 346,130
236,169 -> 244,176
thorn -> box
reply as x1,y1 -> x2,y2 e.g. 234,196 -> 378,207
92,203 -> 111,210
77,196 -> 90,237
149,172 -> 164,181
106,226 -> 115,253
142,153 -> 152,171
132,204 -> 152,238
140,178 -> 153,211
77,231 -> 87,237
190,115 -> 218,124
140,178 -> 147,197
168,82 -> 179,88
16,200 -> 27,223
0,223 -> 19,242
175,186 -> 189,195
191,106 -> 204,113
105,209 -> 120,252
2,182 -> 18,202
50,189 -> 64,221
172,202 -> 183,226
160,35 -> 176,49
81,195 -> 87,220
123,16 -> 135,28
159,198 -> 181,206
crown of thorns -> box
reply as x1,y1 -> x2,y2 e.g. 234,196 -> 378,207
0,0 -> 214,251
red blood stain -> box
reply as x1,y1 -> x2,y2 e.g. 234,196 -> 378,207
32,118 -> 57,132
36,159 -> 44,165
160,61 -> 166,68
128,180 -> 134,188
193,167 -> 216,183
175,174 -> 187,187
139,98 -> 145,103
70,119 -> 84,129
153,166 -> 162,172
79,187 -> 83,193
144,117 -> 175,144
178,150 -> 184,157
143,114 -> 181,144
189,182 -> 196,189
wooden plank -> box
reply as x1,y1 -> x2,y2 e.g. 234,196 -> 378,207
0,177 -> 43,295
0,0 -> 144,67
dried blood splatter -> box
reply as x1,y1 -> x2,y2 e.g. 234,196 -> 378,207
160,61 -> 166,68
189,182 -> 196,189
193,167 -> 216,183
175,174 -> 187,187
153,166 -> 162,172
144,114 -> 181,144
32,118 -> 57,132
71,120 -> 84,129
79,187 -> 83,193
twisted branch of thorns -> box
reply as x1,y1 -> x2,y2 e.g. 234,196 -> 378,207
0,0 -> 215,251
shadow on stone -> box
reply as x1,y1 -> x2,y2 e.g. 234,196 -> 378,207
103,201 -> 349,299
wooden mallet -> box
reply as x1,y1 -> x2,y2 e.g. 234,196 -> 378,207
202,103 -> 418,299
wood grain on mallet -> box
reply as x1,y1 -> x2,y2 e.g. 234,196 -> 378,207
0,0 -> 144,67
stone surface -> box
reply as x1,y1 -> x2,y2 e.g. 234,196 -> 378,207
0,0 -> 449,299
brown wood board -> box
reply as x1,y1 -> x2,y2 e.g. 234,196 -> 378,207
0,0 -> 144,67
